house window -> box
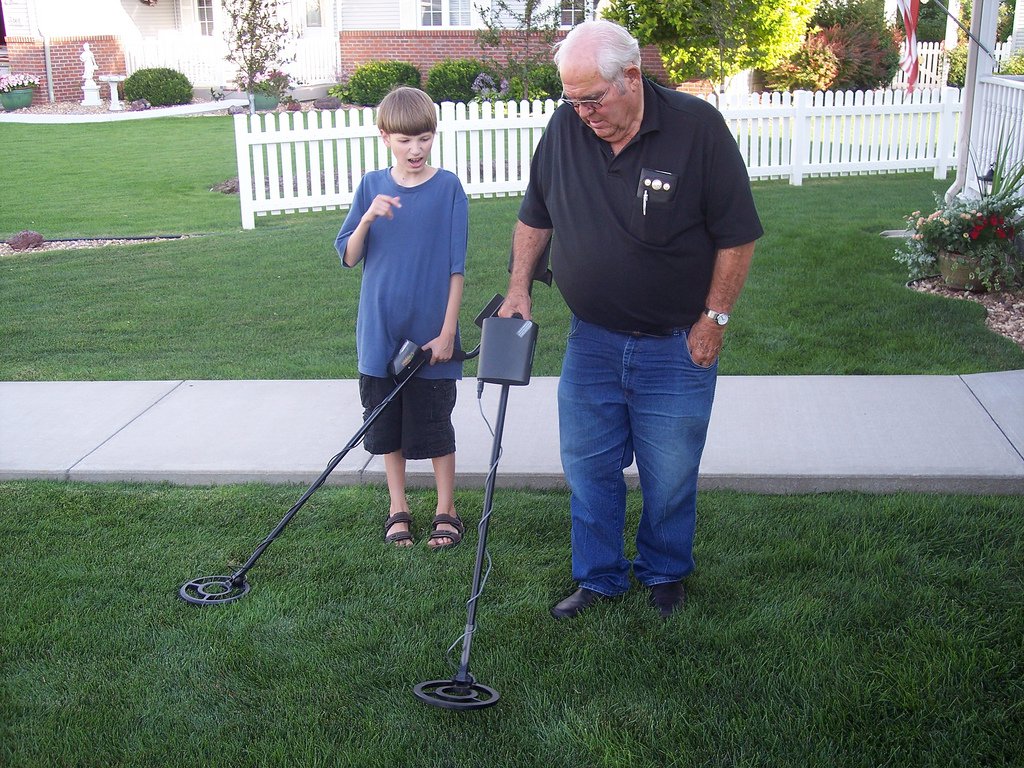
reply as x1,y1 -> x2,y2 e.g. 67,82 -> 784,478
197,0 -> 214,37
561,0 -> 593,27
306,0 -> 323,27
421,0 -> 470,27
422,0 -> 442,26
448,0 -> 470,25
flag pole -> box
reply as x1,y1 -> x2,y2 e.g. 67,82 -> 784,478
926,0 -> 997,59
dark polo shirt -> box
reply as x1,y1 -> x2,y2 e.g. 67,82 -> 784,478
518,79 -> 763,334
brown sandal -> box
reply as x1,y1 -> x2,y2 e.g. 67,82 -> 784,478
427,513 -> 464,550
384,511 -> 414,547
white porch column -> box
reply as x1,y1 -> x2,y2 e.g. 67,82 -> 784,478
1013,0 -> 1024,53
977,0 -> 1000,79
945,0 -> 962,49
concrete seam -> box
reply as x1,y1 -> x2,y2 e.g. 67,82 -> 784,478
65,380 -> 188,476
959,374 -> 1024,464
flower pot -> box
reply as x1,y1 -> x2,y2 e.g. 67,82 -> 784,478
251,93 -> 279,111
937,250 -> 986,292
0,88 -> 35,111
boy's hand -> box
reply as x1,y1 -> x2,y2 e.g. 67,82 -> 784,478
423,333 -> 455,364
362,194 -> 401,223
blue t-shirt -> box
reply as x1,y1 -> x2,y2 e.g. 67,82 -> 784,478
335,168 -> 468,380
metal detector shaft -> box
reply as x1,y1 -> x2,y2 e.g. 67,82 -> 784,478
226,358 -> 428,587
454,383 -> 510,684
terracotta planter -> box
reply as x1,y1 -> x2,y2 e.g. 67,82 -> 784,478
0,88 -> 35,111
937,250 -> 986,292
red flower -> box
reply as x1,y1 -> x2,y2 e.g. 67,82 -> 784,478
970,226 -> 982,240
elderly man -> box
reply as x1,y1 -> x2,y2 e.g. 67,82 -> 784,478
500,20 -> 763,619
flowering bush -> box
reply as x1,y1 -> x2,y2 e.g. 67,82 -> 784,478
244,69 -> 290,97
471,72 -> 509,102
224,0 -> 293,112
894,191 -> 1023,291
0,73 -> 41,93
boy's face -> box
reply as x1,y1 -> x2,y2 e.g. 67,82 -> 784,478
381,131 -> 435,181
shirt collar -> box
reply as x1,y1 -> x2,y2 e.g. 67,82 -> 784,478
636,78 -> 662,139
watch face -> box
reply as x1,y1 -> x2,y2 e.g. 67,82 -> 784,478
715,313 -> 729,325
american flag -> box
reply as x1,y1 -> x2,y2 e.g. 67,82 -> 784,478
896,0 -> 920,92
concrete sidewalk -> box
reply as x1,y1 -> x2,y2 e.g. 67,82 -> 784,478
2,371 -> 1022,494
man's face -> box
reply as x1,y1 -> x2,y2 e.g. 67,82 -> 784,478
559,59 -> 642,146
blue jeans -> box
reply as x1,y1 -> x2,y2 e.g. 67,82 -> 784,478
558,316 -> 718,596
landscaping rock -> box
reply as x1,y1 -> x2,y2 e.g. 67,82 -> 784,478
313,97 -> 342,110
128,99 -> 151,111
211,178 -> 240,195
7,230 -> 45,251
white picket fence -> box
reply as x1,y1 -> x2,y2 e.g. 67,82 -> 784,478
234,87 -> 964,230
892,40 -> 1015,90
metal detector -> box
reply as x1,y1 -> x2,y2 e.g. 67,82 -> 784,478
414,314 -> 539,711
178,294 -> 505,606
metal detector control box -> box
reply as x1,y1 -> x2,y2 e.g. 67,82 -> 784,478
476,316 -> 538,386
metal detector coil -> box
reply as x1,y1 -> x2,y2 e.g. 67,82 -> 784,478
413,677 -> 500,710
179,575 -> 250,605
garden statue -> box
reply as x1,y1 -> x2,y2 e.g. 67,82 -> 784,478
81,43 -> 98,84
80,43 -> 101,106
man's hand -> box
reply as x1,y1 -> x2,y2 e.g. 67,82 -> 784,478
498,288 -> 532,321
687,317 -> 725,367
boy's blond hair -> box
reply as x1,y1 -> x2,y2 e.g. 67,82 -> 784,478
376,87 -> 437,136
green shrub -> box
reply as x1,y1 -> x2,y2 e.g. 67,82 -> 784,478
998,53 -> 1024,76
503,63 -> 561,101
426,58 -> 494,103
123,67 -> 193,107
763,34 -> 841,92
946,46 -> 968,87
763,22 -> 899,92
343,60 -> 421,106
326,82 -> 350,102
525,63 -> 561,100
824,22 -> 900,90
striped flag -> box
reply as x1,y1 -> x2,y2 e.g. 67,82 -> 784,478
896,0 -> 920,92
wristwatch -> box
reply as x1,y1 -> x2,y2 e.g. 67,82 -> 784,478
704,308 -> 730,326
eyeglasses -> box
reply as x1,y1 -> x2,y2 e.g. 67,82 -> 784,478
559,87 -> 610,112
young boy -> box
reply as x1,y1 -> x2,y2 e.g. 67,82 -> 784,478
335,87 -> 468,550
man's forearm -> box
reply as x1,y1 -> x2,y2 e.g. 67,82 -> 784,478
704,241 -> 756,313
509,220 -> 553,295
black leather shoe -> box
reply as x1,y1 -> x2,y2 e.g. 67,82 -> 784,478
550,587 -> 612,620
648,581 -> 687,618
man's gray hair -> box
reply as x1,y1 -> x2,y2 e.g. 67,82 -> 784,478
553,19 -> 641,85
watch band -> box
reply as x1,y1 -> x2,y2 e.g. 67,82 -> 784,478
704,308 -> 730,326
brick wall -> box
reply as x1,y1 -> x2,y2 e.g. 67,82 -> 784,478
6,35 -> 126,105
339,29 -> 674,88
7,29 -> 694,104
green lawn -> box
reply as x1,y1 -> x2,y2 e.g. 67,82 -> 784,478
2,482 -> 1021,767
2,118 -> 1023,767
2,117 -> 1023,379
